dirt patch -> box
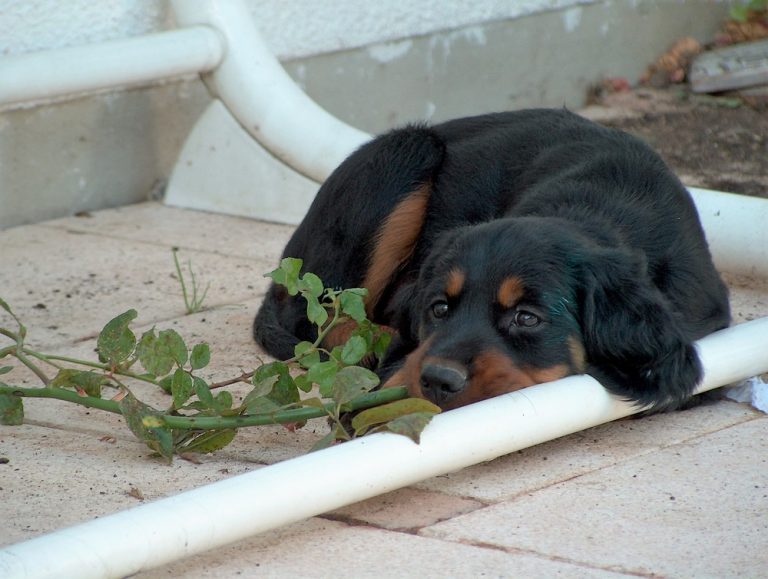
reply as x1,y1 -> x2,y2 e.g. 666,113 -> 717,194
581,87 -> 768,199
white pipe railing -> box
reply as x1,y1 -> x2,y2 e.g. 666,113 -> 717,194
170,0 -> 371,182
2,3 -> 767,577
1,316 -> 767,579
689,187 -> 768,279
0,27 -> 223,110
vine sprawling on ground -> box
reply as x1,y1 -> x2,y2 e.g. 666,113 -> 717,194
0,257 -> 440,462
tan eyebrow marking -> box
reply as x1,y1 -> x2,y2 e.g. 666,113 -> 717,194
497,276 -> 525,308
445,268 -> 466,298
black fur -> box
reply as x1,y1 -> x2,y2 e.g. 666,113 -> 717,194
254,109 -> 730,411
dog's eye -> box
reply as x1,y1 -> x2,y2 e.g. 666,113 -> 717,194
512,310 -> 540,328
431,300 -> 449,319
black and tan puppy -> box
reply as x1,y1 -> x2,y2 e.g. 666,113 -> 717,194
254,109 -> 730,411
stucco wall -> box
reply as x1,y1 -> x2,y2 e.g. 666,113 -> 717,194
0,0 -> 737,229
1,0 -> 598,59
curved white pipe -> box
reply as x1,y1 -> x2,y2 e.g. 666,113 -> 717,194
2,317 -> 767,579
170,0 -> 372,183
0,27 -> 223,110
688,187 -> 768,278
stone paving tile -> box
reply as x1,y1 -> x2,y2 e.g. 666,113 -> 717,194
40,202 -> 295,264
329,487 -> 485,531
0,225 -> 274,348
414,400 -> 759,502
421,418 -> 768,578
725,273 -> 768,323
143,517 -> 628,578
0,424 -> 258,546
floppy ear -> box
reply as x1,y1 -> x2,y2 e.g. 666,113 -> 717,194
579,249 -> 702,411
381,280 -> 419,345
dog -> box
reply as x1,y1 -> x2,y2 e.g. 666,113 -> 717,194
254,109 -> 730,412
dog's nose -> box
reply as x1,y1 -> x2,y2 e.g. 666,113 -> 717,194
420,362 -> 467,404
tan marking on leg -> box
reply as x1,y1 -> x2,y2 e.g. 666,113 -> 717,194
362,184 -> 431,316
322,319 -> 358,350
445,268 -> 466,299
323,321 -> 396,368
497,276 -> 525,309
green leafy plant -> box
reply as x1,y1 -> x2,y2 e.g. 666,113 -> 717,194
0,260 -> 440,462
730,0 -> 768,22
172,247 -> 210,314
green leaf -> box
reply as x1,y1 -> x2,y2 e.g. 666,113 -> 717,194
352,398 -> 441,436
179,429 -> 237,454
244,393 -> 281,415
305,294 -> 328,327
137,330 -> 166,376
298,272 -> 324,298
252,361 -> 287,382
0,366 -> 13,375
249,362 -> 297,407
385,412 -> 437,443
267,258 -> 303,296
171,368 -> 194,409
340,289 -> 367,322
159,329 -> 188,367
309,427 -> 341,453
214,390 -> 233,411
119,392 -> 174,461
0,393 -> 23,426
372,329 -> 392,359
730,4 -> 750,21
294,341 -> 320,369
340,335 -> 368,366
0,298 -> 26,340
158,375 -> 173,394
332,366 -> 379,406
50,369 -> 109,397
97,310 -> 137,366
193,376 -> 214,408
307,360 -> 339,396
268,369 -> 300,407
293,374 -> 312,393
190,343 -> 210,370
252,373 -> 280,397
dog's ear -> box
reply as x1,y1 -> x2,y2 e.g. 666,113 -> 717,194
382,280 -> 419,344
579,248 -> 702,411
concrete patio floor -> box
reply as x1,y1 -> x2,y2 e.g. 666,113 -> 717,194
1,201 -> 767,578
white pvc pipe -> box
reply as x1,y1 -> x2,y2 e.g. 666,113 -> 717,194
0,27 -> 224,110
2,316 -> 767,579
171,0 -> 372,183
689,187 -> 768,279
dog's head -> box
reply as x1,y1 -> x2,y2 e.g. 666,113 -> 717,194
383,217 -> 701,411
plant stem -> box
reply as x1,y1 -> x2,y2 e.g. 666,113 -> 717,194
163,387 -> 408,430
0,327 -> 20,343
172,248 -> 192,313
210,300 -> 351,390
0,382 -> 409,430
13,351 -> 51,385
0,384 -> 122,414
24,350 -> 160,386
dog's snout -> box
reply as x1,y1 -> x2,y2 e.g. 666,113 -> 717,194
420,361 -> 468,403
